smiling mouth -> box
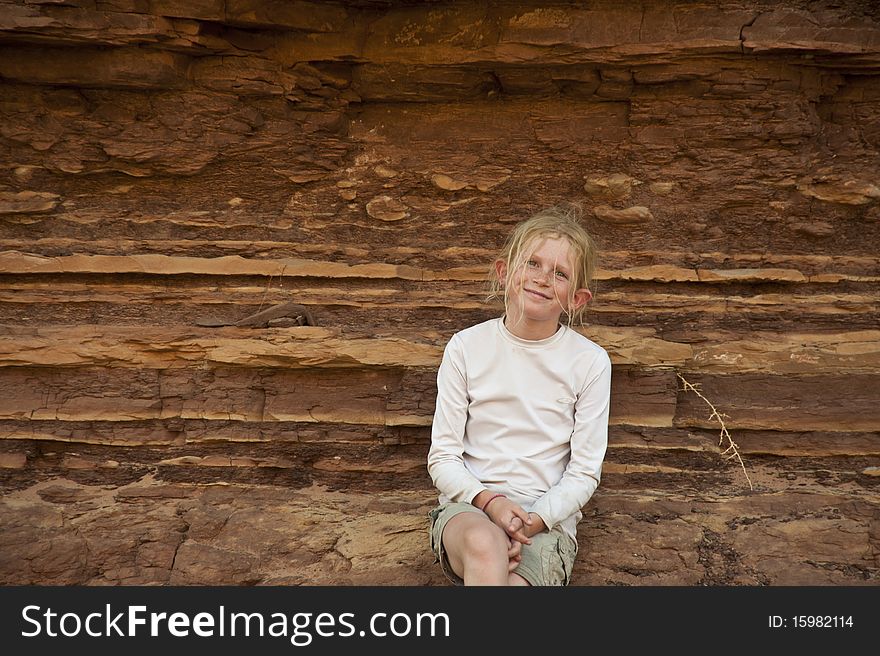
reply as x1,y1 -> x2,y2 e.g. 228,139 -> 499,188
525,288 -> 551,300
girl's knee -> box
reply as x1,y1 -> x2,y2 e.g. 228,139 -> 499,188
461,523 -> 508,560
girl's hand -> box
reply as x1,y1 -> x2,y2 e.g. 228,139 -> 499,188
506,512 -> 548,541
485,497 -> 532,545
507,537 -> 522,572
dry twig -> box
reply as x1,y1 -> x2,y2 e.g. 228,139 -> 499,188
257,264 -> 287,314
677,373 -> 753,490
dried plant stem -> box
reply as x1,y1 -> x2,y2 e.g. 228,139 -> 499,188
257,265 -> 287,314
677,373 -> 753,491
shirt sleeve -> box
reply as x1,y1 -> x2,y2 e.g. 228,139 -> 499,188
528,349 -> 612,530
426,334 -> 486,504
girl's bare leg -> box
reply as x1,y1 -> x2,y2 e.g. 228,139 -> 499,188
441,512 -> 511,585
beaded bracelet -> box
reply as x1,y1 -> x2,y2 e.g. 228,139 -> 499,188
481,493 -> 506,513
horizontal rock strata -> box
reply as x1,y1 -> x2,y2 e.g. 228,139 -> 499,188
0,0 -> 878,586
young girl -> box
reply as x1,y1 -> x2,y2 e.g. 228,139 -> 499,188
427,205 -> 612,586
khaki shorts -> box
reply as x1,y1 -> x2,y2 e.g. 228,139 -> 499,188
428,501 -> 577,586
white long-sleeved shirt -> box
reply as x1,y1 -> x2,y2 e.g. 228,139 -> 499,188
427,317 -> 612,543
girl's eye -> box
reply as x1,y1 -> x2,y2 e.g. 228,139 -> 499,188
527,260 -> 538,267
556,271 -> 568,279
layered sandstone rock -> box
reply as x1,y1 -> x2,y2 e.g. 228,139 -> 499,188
0,0 -> 877,585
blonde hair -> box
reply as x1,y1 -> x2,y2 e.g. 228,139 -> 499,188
488,204 -> 598,326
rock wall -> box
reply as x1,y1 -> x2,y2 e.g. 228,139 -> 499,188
0,0 -> 878,585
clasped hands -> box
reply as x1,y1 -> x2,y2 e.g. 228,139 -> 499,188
482,496 -> 546,572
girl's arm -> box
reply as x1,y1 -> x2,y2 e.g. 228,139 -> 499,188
529,350 -> 612,530
427,335 -> 486,504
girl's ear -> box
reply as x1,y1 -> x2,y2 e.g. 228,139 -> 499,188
570,288 -> 593,310
494,259 -> 507,286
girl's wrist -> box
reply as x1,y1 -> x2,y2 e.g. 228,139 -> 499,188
472,490 -> 496,511
525,512 -> 547,536
481,493 -> 506,513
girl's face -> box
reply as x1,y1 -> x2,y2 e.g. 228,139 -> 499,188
495,235 -> 592,339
